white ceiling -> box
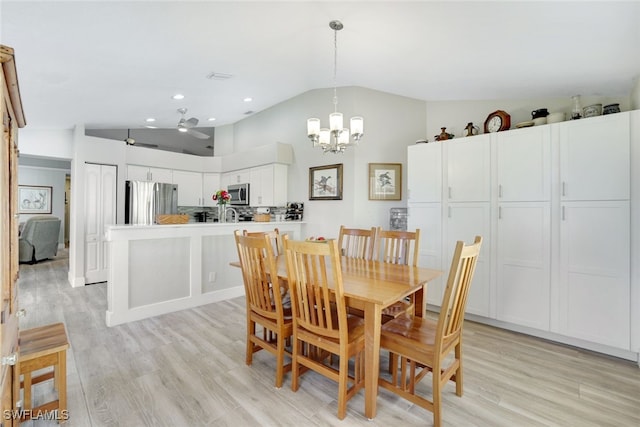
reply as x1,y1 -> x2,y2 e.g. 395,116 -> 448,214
2,1 -> 639,153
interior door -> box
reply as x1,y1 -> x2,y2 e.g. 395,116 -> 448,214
85,163 -> 117,284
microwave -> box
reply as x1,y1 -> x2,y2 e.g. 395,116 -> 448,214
228,183 -> 250,205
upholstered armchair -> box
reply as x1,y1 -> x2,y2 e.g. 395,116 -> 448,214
18,216 -> 61,263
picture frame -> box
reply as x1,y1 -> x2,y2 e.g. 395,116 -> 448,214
369,163 -> 402,201
18,185 -> 53,214
309,163 -> 343,200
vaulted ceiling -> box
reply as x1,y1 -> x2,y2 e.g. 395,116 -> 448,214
3,1 -> 639,155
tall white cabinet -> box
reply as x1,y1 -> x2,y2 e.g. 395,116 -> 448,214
553,113 -> 630,349
408,112 -> 635,359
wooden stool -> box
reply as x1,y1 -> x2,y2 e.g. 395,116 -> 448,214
18,322 -> 70,423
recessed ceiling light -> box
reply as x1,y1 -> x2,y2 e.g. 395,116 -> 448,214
145,118 -> 156,122
144,125 -> 158,129
172,94 -> 185,100
207,117 -> 216,122
243,97 -> 252,102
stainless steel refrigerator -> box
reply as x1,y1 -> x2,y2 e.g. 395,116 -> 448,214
125,180 -> 178,225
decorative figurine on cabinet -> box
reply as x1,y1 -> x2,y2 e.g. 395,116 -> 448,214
435,127 -> 455,141
463,122 -> 480,137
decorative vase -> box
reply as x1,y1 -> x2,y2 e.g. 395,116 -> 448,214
218,204 -> 227,223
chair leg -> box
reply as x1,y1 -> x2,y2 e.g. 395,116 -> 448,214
246,319 -> 255,365
337,352 -> 348,420
455,343 -> 463,396
291,336 -> 301,392
432,362 -> 442,427
275,333 -> 284,389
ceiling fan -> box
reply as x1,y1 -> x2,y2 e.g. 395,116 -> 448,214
177,108 -> 210,140
123,129 -> 158,148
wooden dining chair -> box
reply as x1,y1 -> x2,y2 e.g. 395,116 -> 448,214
234,230 -> 293,388
283,238 -> 365,420
337,225 -> 376,260
243,227 -> 284,255
373,228 -> 421,321
378,236 -> 482,427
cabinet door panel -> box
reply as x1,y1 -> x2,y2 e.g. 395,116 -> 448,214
557,201 -> 630,349
407,143 -> 441,202
445,203 -> 491,316
496,203 -> 550,329
172,170 -> 203,206
127,165 -> 150,181
446,135 -> 490,202
496,127 -> 551,201
408,203 -> 443,305
559,114 -> 629,201
149,167 -> 173,184
202,173 -> 221,207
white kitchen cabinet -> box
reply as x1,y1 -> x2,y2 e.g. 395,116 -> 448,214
495,126 -> 551,201
250,164 -> 288,207
407,143 -> 441,202
202,173 -> 221,207
222,170 -> 251,188
496,202 -> 551,330
559,113 -> 630,201
555,201 -> 630,349
407,203 -> 443,305
445,134 -> 491,202
444,203 -> 491,317
172,170 -> 203,206
127,165 -> 173,183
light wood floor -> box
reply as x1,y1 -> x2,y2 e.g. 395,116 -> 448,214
17,250 -> 640,426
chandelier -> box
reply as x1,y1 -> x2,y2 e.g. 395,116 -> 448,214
307,20 -> 364,154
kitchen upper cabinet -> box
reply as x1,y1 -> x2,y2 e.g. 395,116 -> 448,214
555,201 -> 630,349
250,164 -> 288,207
445,134 -> 491,202
222,170 -> 251,189
202,173 -> 221,207
407,143 -> 441,202
127,165 -> 173,183
495,126 -> 551,201
172,170 -> 203,206
496,202 -> 551,330
559,113 -> 630,201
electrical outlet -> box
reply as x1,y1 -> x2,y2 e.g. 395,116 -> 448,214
209,272 -> 217,282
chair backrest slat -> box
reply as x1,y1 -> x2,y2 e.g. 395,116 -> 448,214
373,228 -> 420,267
437,236 -> 482,347
338,226 -> 376,260
285,239 -> 346,341
243,228 -> 284,256
234,230 -> 284,320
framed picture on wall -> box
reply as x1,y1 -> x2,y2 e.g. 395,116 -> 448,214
18,185 -> 53,214
369,163 -> 402,200
309,163 -> 343,200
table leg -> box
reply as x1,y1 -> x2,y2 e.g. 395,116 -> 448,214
414,285 -> 426,317
364,302 -> 382,419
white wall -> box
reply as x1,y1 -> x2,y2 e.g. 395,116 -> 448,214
17,165 -> 67,244
632,76 -> 640,110
231,86 -> 427,238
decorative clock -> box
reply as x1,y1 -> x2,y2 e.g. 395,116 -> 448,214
484,110 -> 511,133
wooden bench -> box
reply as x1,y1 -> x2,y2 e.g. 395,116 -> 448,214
18,322 -> 70,423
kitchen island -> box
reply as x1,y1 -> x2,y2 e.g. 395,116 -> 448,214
105,221 -> 305,326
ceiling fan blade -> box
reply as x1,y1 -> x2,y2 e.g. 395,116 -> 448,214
135,142 -> 159,148
184,117 -> 199,128
187,128 -> 211,139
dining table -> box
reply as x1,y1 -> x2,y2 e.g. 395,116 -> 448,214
231,254 -> 443,419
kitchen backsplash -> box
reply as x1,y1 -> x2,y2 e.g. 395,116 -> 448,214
178,204 -> 299,223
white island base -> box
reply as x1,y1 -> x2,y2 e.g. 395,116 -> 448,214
105,221 -> 304,326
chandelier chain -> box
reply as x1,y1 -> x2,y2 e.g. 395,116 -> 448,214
333,25 -> 338,112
